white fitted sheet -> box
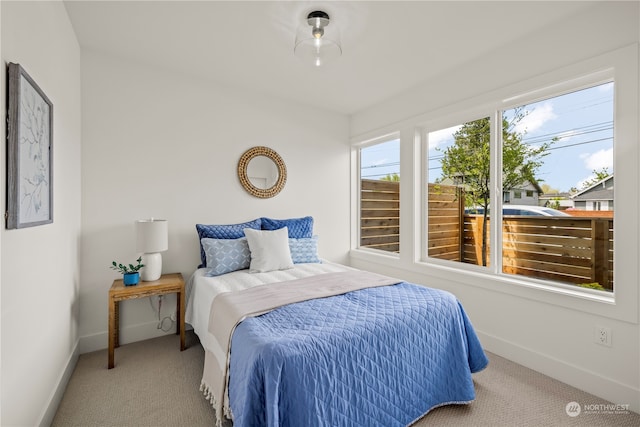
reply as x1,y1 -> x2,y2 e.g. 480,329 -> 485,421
185,262 -> 354,368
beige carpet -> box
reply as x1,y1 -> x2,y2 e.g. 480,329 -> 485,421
52,331 -> 639,426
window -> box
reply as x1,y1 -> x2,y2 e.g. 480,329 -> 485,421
502,83 -> 614,292
359,138 -> 400,253
427,118 -> 491,267
426,82 -> 614,292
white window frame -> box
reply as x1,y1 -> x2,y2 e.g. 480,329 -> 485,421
351,132 -> 402,258
350,45 -> 637,323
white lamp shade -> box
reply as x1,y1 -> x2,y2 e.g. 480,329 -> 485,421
136,219 -> 168,253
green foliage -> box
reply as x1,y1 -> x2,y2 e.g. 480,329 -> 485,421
540,183 -> 561,194
547,199 -> 561,210
439,110 -> 552,266
380,173 -> 400,182
110,256 -> 144,274
581,167 -> 611,189
576,282 -> 606,291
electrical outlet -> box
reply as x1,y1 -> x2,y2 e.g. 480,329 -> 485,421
594,326 -> 612,347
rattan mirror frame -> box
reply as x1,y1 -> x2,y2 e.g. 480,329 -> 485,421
237,146 -> 287,198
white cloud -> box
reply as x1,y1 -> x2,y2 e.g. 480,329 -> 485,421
580,147 -> 613,171
428,125 -> 461,150
575,148 -> 613,189
514,102 -> 557,134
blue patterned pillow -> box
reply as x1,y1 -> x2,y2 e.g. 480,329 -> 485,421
261,216 -> 313,238
196,219 -> 261,268
202,237 -> 251,276
289,236 -> 321,264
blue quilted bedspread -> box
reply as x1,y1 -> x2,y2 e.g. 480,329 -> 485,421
229,282 -> 488,427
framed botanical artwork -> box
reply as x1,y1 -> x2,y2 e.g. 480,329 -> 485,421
6,63 -> 53,229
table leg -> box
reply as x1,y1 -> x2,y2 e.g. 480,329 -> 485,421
178,289 -> 185,350
108,298 -> 117,369
114,300 -> 120,348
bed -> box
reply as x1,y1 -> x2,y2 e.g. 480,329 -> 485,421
185,217 -> 488,427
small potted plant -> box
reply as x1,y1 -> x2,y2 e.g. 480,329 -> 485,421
110,256 -> 144,286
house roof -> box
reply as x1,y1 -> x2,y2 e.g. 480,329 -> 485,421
572,188 -> 614,202
539,192 -> 572,199
572,175 -> 614,199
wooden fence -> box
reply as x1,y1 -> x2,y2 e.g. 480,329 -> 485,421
360,179 -> 400,252
361,180 -> 614,290
427,183 -> 465,261
465,215 -> 614,290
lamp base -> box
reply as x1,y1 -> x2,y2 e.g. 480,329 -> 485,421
140,252 -> 162,281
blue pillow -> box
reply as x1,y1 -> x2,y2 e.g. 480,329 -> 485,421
196,218 -> 261,268
202,237 -> 251,276
261,216 -> 313,238
289,236 -> 321,264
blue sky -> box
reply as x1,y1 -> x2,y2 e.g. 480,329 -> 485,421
362,82 -> 614,193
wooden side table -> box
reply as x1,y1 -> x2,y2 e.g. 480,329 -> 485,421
108,272 -> 185,369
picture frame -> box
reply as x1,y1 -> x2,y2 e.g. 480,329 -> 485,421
6,63 -> 53,229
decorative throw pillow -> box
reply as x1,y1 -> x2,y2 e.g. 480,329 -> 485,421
244,227 -> 294,273
195,218 -> 261,268
289,236 -> 321,264
261,216 -> 313,238
202,237 -> 251,276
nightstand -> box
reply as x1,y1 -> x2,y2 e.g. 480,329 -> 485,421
108,272 -> 185,369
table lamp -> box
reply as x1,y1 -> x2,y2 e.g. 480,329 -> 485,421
135,218 -> 168,281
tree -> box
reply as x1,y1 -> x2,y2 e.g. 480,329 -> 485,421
380,173 -> 400,182
540,183 -> 561,194
439,111 -> 551,266
581,167 -> 611,189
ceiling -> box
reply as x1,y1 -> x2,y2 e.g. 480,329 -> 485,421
64,1 -> 598,116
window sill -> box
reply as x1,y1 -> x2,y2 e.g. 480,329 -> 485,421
349,248 -> 635,324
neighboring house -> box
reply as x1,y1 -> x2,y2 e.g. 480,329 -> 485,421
571,175 -> 614,211
439,176 -> 542,206
502,180 -> 543,206
539,192 -> 574,210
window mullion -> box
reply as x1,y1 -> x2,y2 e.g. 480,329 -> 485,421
490,110 -> 502,275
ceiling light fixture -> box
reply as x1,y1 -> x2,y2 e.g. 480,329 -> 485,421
294,10 -> 341,67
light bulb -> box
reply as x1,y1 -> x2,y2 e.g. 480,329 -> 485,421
312,27 -> 324,39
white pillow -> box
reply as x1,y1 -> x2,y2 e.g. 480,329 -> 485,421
244,227 -> 294,273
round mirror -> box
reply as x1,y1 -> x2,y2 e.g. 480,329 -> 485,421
247,155 -> 279,190
238,146 -> 287,198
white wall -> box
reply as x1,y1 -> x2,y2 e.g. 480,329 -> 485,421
0,1 -> 82,426
78,50 -> 350,353
350,1 -> 640,412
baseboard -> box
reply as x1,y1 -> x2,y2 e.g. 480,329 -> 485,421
38,340 -> 79,427
478,330 -> 640,414
78,320 -> 180,354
